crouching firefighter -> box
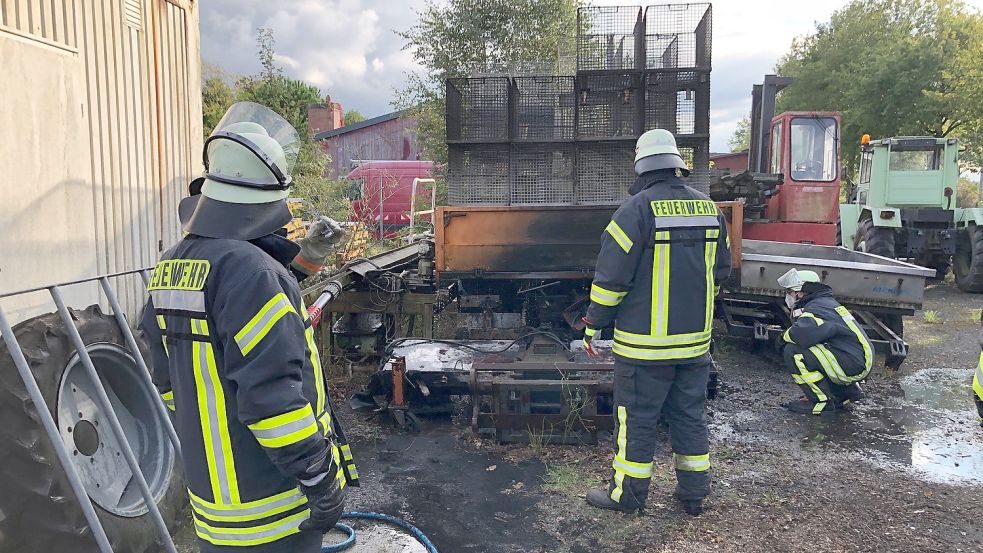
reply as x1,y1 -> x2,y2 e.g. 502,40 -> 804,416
583,129 -> 732,516
140,102 -> 359,553
777,268 -> 873,415
973,311 -> 983,427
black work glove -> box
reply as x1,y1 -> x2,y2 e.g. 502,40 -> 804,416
298,452 -> 346,533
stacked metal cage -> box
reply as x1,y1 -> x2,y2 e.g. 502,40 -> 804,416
446,3 -> 711,206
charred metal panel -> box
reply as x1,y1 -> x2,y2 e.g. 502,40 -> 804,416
435,206 -> 616,277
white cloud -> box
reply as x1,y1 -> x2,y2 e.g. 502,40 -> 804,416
202,0 -> 983,149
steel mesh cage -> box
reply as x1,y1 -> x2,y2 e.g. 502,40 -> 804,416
513,76 -> 576,142
644,70 -> 710,136
511,145 -> 576,205
575,140 -> 636,204
677,136 -> 711,194
577,6 -> 644,72
576,72 -> 642,139
448,144 -> 510,205
446,77 -> 511,142
645,3 -> 712,69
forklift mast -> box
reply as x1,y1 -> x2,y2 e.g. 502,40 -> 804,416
737,75 -> 843,244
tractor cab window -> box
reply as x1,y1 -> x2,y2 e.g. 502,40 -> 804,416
789,117 -> 837,181
344,178 -> 364,201
889,146 -> 943,171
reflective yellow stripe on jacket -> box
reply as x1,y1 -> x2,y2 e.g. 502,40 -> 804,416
247,404 -> 319,449
191,318 -> 240,504
974,353 -> 983,402
590,283 -> 628,307
235,293 -> 296,356
605,221 -> 634,253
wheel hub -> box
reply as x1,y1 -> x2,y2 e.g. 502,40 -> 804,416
72,419 -> 99,456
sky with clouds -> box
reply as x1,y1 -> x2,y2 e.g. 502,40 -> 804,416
200,0 -> 983,152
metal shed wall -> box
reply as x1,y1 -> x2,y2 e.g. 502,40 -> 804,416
0,0 -> 202,322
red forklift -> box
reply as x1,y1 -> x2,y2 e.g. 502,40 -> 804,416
711,75 -> 841,245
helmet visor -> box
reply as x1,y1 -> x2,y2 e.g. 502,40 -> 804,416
205,102 -> 300,189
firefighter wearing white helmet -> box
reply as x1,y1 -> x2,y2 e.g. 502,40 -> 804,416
777,268 -> 874,415
142,102 -> 356,553
583,129 -> 731,516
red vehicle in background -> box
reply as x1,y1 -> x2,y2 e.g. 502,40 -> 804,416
345,160 -> 435,238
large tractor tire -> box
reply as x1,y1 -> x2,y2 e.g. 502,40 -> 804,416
955,225 -> 983,293
0,305 -> 185,553
854,218 -> 896,258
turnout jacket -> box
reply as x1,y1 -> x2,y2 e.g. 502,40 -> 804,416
140,233 -> 357,550
781,286 -> 874,383
586,172 -> 731,365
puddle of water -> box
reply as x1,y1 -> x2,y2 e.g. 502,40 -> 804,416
323,521 -> 428,552
790,368 -> 983,485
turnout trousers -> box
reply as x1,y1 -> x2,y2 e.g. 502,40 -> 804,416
606,359 -> 712,509
782,343 -> 865,414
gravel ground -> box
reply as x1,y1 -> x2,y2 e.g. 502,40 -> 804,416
173,280 -> 983,552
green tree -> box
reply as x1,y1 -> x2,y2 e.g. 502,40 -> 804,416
728,116 -> 751,152
201,62 -> 236,137
775,0 -> 983,172
396,0 -> 579,164
343,110 -> 367,126
957,176 -> 981,207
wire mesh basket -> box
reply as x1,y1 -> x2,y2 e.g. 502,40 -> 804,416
677,136 -> 711,194
448,144 -> 510,205
576,72 -> 642,139
446,77 -> 511,142
576,5 -> 644,72
575,140 -> 636,205
644,70 -> 710,136
511,144 -> 576,205
645,3 -> 712,69
513,76 -> 576,142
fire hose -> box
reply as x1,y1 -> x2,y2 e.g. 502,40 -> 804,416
321,512 -> 439,552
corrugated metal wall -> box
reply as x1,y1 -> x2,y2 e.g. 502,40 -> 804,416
0,0 -> 202,322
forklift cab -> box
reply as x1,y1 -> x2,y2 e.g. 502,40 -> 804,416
763,112 -> 842,226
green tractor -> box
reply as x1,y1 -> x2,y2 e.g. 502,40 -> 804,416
840,136 -> 983,292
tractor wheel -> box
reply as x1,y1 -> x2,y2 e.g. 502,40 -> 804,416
835,222 -> 842,247
854,218 -> 896,259
955,225 -> 983,293
0,306 -> 185,553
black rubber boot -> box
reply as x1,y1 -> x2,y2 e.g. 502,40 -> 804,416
783,397 -> 837,415
678,497 -> 703,516
586,489 -> 642,513
833,383 -> 866,405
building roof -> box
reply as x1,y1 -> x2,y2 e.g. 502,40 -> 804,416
313,109 -> 407,141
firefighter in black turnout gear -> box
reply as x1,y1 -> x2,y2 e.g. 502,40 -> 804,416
777,268 -> 873,415
140,102 -> 357,553
583,129 -> 731,516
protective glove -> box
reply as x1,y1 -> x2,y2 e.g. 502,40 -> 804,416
292,216 -> 346,275
582,317 -> 599,358
297,451 -> 346,533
